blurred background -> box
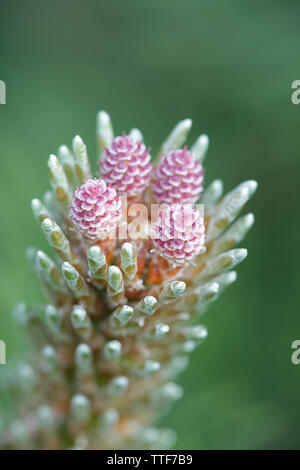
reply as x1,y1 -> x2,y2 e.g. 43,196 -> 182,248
1,0 -> 300,449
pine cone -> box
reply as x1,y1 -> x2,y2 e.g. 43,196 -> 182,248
152,147 -> 204,204
70,178 -> 121,240
152,204 -> 205,264
100,134 -> 152,198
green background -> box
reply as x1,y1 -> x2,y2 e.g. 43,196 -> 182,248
1,0 -> 300,449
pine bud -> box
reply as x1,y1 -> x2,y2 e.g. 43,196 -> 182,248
107,376 -> 129,397
191,134 -> 209,162
70,394 -> 91,423
47,154 -> 72,211
111,305 -> 134,327
136,296 -> 158,316
72,135 -> 92,184
159,119 -> 192,158
75,343 -> 93,371
97,110 -> 114,158
103,340 -> 122,359
71,305 -> 93,340
120,242 -> 137,281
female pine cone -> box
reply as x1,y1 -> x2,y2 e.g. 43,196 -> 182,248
152,204 -> 205,265
70,178 -> 121,239
99,133 -> 152,197
152,147 -> 204,204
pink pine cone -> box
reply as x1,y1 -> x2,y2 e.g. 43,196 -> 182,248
70,178 -> 121,239
100,134 -> 152,197
152,147 -> 204,204
152,204 -> 205,265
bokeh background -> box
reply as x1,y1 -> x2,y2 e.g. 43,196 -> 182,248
1,0 -> 300,449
